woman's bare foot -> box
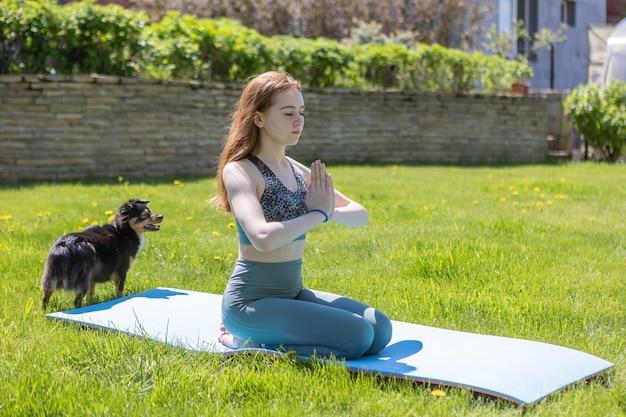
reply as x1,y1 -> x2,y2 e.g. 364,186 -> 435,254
218,323 -> 258,349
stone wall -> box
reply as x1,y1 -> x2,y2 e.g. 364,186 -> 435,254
0,74 -> 555,182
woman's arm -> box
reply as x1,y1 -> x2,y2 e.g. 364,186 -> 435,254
331,189 -> 368,227
223,161 -> 327,252
288,157 -> 368,228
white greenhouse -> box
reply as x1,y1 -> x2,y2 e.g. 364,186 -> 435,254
603,17 -> 626,85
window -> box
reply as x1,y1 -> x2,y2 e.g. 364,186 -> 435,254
498,0 -> 514,35
561,1 -> 576,27
517,0 -> 538,60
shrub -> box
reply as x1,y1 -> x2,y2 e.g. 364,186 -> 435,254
140,11 -> 210,80
564,81 -> 626,162
0,0 -> 147,76
353,43 -> 414,89
0,0 -> 531,94
266,36 -> 319,85
54,0 -> 148,76
0,0 -> 61,73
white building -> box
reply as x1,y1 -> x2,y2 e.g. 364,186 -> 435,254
486,0 -> 606,90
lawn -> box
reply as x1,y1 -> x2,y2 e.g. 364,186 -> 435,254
0,163 -> 624,416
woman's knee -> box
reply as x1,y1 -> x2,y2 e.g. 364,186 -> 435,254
363,308 -> 393,355
339,316 -> 375,360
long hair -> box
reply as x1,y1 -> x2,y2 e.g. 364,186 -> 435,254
213,71 -> 302,212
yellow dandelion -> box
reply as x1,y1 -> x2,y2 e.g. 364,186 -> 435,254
173,179 -> 181,185
488,173 -> 494,179
508,185 -> 515,191
104,209 -> 114,216
213,256 -> 221,260
82,218 -> 90,224
536,201 -> 544,207
91,220 -> 99,226
547,200 -> 553,205
590,217 -> 595,223
392,165 -> 399,170
500,197 -> 507,203
227,222 -> 236,229
431,389 -> 446,398
212,231 -> 220,237
186,216 -> 193,221
108,214 -> 115,222
539,193 -> 545,199
533,186 -> 540,192
92,201 -> 98,208
560,177 -> 566,183
118,176 -> 124,183
472,200 -> 478,205
512,190 -> 520,196
0,214 -> 13,221
452,166 -> 459,172
512,201 -> 519,206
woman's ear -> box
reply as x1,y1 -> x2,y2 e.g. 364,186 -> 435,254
253,112 -> 264,128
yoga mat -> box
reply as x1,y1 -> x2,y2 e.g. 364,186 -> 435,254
46,287 -> 613,405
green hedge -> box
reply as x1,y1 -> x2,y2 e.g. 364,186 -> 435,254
0,0 -> 146,75
0,0 -> 531,92
564,81 -> 626,162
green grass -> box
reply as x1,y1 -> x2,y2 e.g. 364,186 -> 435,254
1,163 -> 624,416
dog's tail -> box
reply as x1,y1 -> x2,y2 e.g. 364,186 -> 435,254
41,236 -> 96,308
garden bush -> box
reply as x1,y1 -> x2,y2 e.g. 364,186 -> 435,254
0,0 -> 531,93
0,0 -> 61,73
54,1 -> 148,76
142,13 -> 272,81
0,0 -> 147,75
564,81 -> 626,162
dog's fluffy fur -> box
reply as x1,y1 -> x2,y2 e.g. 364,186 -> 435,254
41,199 -> 163,309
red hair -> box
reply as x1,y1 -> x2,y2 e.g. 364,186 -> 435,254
213,71 -> 302,212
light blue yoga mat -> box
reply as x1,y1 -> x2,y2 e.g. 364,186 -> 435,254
46,287 -> 613,405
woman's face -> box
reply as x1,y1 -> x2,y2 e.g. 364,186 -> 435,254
256,89 -> 305,147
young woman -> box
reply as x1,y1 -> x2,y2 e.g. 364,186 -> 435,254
213,71 -> 392,360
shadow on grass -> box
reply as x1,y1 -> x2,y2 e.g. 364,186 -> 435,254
0,174 -> 215,190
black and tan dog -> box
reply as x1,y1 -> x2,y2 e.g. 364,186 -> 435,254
41,199 -> 163,309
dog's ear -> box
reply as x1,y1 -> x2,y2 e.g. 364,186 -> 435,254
127,198 -> 150,206
115,199 -> 151,225
116,201 -> 133,224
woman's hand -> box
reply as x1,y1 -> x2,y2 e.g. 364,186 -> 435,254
306,160 -> 334,216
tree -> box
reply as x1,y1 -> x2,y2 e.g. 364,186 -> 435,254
126,0 -> 490,50
482,20 -> 567,58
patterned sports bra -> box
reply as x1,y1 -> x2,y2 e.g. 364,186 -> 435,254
237,156 -> 308,244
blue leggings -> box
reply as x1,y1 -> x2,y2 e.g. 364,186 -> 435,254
221,259 -> 393,360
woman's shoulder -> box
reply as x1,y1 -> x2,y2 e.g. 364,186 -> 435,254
224,157 -> 256,172
223,159 -> 262,186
